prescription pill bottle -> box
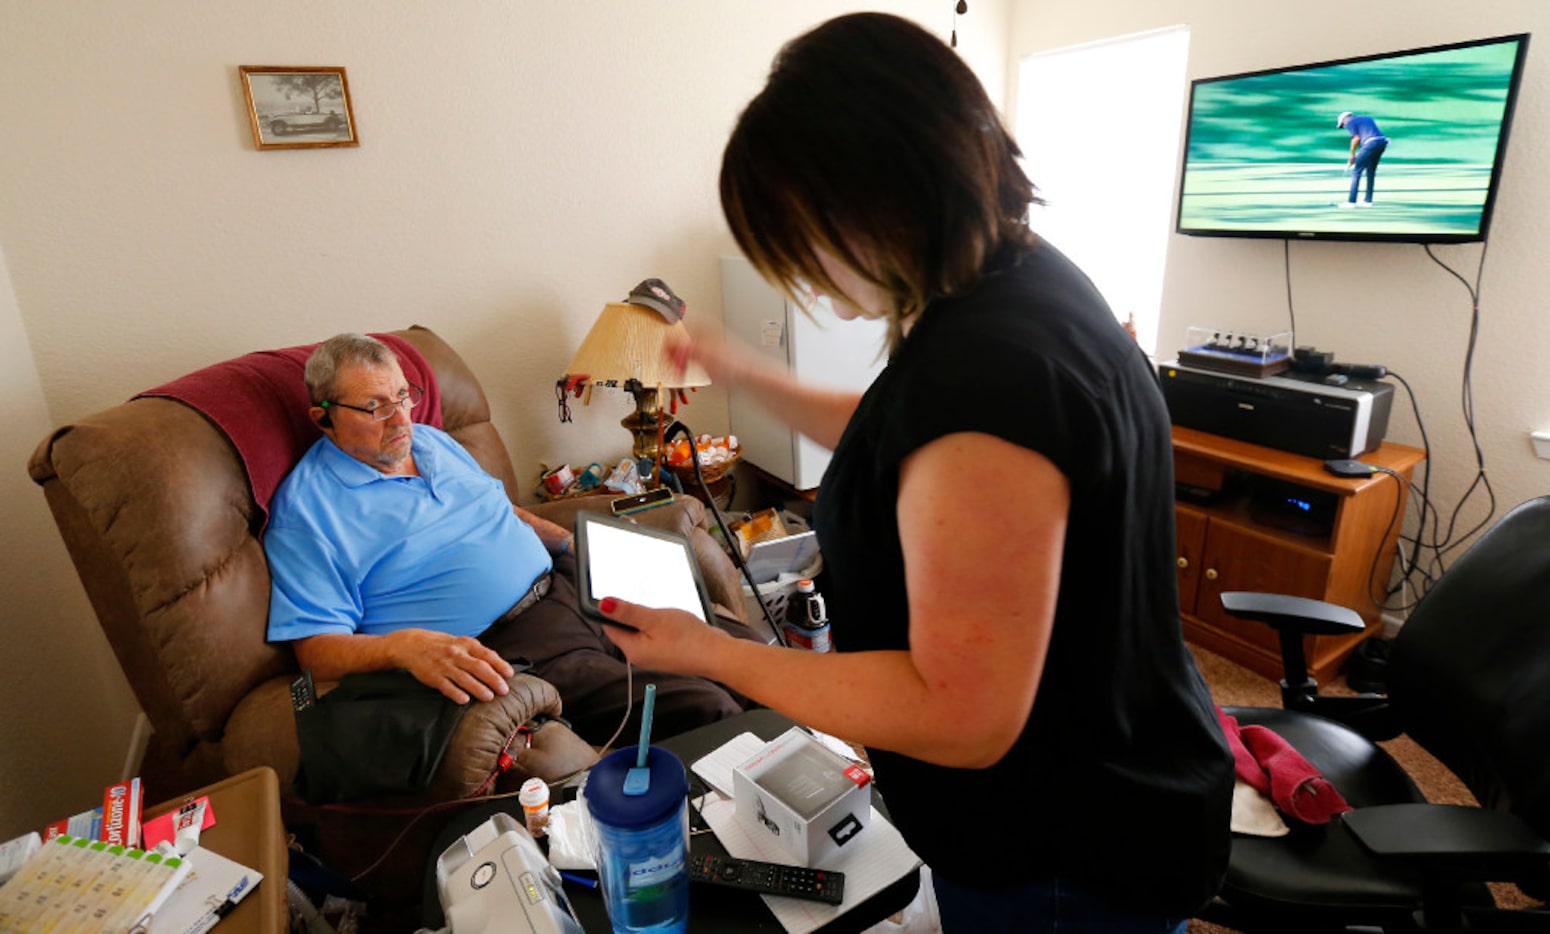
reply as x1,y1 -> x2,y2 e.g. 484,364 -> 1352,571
519,777 -> 551,838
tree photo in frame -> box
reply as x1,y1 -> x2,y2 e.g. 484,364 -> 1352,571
240,66 -> 358,150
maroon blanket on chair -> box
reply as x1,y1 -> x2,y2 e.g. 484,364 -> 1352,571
136,333 -> 442,530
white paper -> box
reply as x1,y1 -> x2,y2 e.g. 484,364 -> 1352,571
150,846 -> 262,934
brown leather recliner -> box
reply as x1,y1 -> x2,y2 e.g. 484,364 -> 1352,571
28,324 -> 748,806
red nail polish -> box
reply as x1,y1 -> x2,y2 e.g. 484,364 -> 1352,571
600,597 -> 618,613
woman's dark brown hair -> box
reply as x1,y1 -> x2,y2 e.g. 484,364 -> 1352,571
720,12 -> 1040,348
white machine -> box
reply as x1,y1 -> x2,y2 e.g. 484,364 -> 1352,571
720,255 -> 888,490
434,812 -> 583,934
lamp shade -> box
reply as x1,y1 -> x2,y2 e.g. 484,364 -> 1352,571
564,302 -> 710,388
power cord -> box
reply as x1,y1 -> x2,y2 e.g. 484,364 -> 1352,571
1285,235 -> 1499,607
663,420 -> 791,647
1419,243 -> 1497,571
1282,239 -> 1297,349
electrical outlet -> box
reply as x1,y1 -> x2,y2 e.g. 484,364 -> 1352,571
1532,430 -> 1550,460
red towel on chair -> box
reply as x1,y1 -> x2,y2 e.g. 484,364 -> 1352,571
1216,706 -> 1351,825
136,333 -> 442,531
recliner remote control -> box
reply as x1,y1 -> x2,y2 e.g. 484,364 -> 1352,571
685,853 -> 845,905
290,670 -> 317,713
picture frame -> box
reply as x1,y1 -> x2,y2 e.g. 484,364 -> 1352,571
239,66 -> 358,150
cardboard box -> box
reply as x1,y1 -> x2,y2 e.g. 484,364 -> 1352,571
732,727 -> 870,866
99,777 -> 142,848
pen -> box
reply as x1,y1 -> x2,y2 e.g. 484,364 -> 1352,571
559,871 -> 599,889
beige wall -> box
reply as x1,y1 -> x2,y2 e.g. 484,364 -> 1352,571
0,1 -> 1010,841
1012,1 -> 1550,582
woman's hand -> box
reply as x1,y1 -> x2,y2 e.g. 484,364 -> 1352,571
596,597 -> 734,677
667,332 -> 762,388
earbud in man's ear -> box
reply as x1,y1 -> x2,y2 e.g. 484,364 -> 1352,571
315,402 -> 333,429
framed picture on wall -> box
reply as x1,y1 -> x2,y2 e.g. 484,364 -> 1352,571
239,66 -> 358,150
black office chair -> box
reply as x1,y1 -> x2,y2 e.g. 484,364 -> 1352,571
1200,496 -> 1550,933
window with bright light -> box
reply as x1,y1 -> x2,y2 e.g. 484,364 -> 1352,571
1015,26 -> 1191,356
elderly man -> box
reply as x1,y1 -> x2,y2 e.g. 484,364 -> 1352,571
263,332 -> 749,744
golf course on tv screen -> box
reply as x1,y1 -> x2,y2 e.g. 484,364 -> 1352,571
1175,34 -> 1527,242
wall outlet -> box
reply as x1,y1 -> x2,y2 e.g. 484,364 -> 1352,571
1532,430 -> 1550,460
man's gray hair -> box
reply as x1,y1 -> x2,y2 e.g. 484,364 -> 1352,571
305,333 -> 399,404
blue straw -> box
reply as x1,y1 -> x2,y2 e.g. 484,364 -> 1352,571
623,683 -> 656,796
637,683 -> 657,768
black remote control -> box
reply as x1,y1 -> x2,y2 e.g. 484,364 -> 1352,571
686,853 -> 844,905
290,670 -> 317,713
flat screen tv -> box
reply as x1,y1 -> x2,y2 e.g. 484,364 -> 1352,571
1175,33 -> 1529,243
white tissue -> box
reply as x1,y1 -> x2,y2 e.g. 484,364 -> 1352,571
543,801 -> 598,871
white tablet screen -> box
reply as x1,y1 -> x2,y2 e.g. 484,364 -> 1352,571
581,518 -> 708,622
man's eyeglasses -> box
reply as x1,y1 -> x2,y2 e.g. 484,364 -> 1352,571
322,384 -> 425,421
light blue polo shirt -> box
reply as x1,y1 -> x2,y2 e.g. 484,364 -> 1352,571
264,424 -> 552,643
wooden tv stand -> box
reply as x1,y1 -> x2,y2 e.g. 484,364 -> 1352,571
1171,427 -> 1424,684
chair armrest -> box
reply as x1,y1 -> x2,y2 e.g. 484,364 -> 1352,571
1344,804 -> 1550,873
1220,592 -> 1383,720
1344,803 -> 1550,918
225,672 -> 594,802
1219,592 -> 1366,635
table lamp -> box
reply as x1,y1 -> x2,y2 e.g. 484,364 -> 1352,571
560,280 -> 710,485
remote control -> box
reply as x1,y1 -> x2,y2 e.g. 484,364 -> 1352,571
290,670 -> 317,713
685,853 -> 844,905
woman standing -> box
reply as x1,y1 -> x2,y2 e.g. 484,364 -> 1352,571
600,13 -> 1232,932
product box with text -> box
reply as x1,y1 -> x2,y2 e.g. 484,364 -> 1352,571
732,727 -> 870,866
99,777 -> 143,849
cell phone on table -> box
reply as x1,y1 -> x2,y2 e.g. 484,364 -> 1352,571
573,510 -> 715,631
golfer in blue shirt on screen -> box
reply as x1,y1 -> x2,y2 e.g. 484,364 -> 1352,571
1338,111 -> 1390,206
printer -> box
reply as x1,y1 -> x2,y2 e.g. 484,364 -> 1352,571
1157,360 -> 1394,459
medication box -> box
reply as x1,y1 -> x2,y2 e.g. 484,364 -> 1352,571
732,727 -> 871,866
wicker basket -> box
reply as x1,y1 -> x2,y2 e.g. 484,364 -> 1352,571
667,451 -> 739,487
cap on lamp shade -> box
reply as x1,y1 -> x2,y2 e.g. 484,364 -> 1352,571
563,301 -> 711,480
564,302 -> 710,388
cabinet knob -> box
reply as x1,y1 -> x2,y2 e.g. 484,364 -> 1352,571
1176,556 -> 1189,569
1204,568 -> 1219,581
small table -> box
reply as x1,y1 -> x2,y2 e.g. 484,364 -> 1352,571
423,709 -> 920,932
142,767 -> 289,933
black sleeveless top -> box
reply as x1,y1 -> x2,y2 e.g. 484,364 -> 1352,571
813,241 -> 1233,917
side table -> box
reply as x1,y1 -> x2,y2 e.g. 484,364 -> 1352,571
422,709 -> 919,932
143,766 -> 288,933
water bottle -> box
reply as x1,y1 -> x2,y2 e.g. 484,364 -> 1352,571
782,579 -> 833,652
584,746 -> 691,933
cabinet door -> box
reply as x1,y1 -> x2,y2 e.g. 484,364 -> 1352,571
1175,506 -> 1209,615
1196,522 -> 1332,653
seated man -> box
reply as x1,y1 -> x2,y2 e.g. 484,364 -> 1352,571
264,332 -> 751,745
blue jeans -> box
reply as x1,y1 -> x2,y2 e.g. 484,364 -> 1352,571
1348,138 -> 1389,203
932,874 -> 1187,934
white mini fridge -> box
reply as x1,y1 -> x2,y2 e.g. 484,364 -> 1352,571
719,255 -> 888,490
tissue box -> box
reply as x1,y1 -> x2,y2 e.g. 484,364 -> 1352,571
733,727 -> 871,866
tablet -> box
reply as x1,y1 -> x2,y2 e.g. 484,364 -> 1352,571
574,510 -> 715,629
